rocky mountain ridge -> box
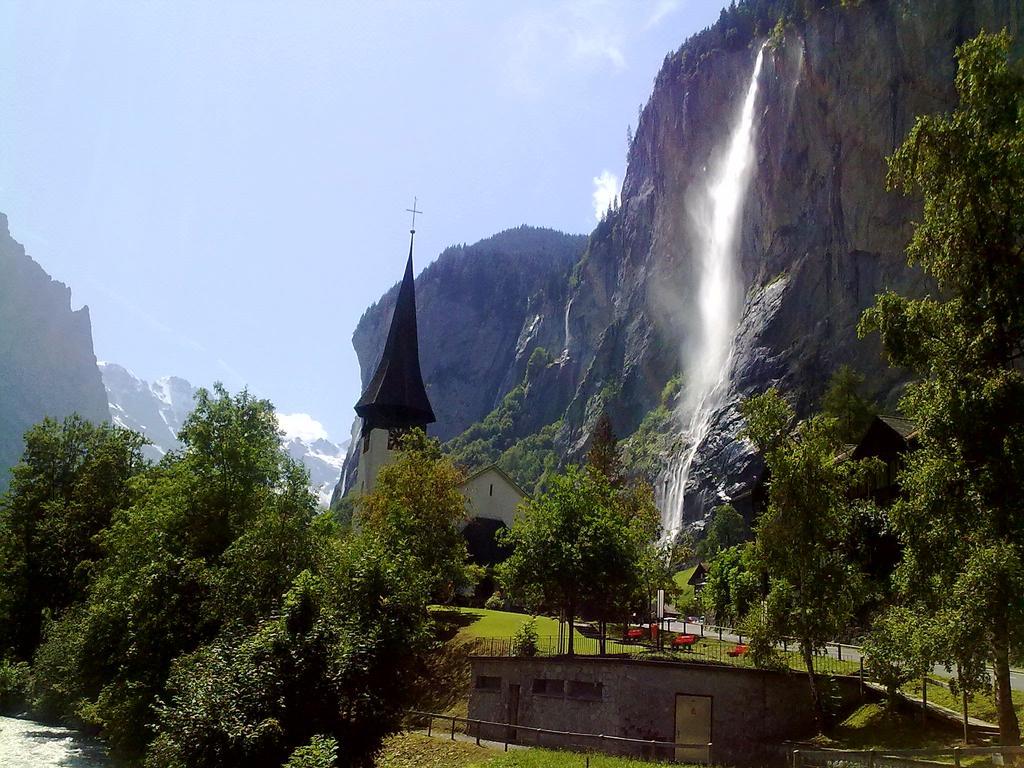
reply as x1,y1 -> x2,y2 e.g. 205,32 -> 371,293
0,213 -> 110,491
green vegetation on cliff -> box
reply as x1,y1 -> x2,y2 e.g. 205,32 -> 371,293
445,351 -> 562,494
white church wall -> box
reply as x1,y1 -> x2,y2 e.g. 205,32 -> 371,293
460,466 -> 525,529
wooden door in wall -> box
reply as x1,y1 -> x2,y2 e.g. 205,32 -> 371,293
674,694 -> 712,763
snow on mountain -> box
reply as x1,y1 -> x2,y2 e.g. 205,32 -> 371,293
99,362 -> 347,506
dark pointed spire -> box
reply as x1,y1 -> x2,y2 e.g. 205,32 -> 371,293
354,232 -> 435,431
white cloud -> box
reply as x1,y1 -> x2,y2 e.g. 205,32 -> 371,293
644,0 -> 680,29
592,170 -> 620,221
504,1 -> 629,96
278,412 -> 330,443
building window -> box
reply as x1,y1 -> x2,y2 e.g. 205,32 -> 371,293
567,681 -> 603,701
475,675 -> 502,692
489,483 -> 493,496
532,678 -> 564,696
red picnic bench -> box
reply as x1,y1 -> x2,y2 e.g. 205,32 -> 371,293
624,627 -> 645,641
672,634 -> 699,651
727,644 -> 749,657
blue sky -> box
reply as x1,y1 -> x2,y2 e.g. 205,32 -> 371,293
1,1 -> 724,441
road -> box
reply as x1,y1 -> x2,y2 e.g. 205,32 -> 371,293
664,618 -> 1024,691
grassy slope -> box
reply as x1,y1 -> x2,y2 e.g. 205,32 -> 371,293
672,566 -> 697,606
814,703 -> 965,751
901,677 -> 1024,725
377,732 -> 682,767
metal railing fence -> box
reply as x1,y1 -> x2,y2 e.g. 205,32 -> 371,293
474,633 -> 860,677
406,709 -> 713,763
793,745 -> 1024,768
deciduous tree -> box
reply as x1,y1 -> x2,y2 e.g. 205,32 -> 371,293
859,30 -> 1024,745
356,429 -> 470,603
741,388 -> 873,732
0,416 -> 147,658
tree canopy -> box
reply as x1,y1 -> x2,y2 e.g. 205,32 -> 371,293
741,388 -> 875,731
1,386 -> 446,767
820,364 -> 878,444
0,415 -> 147,658
859,30 -> 1024,745
498,465 -> 664,654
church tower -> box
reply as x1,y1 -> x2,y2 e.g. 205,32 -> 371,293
353,206 -> 435,494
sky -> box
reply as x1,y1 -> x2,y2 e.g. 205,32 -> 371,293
1,0 -> 725,441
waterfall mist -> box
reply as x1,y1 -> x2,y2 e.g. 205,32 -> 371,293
658,43 -> 766,539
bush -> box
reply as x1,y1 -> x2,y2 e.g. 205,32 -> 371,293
484,591 -> 504,611
285,735 -> 338,768
511,617 -> 538,657
0,658 -> 30,712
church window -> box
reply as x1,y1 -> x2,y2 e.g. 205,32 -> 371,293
489,483 -> 493,497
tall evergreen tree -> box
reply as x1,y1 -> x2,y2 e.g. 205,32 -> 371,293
859,30 -> 1024,745
587,411 -> 624,488
820,364 -> 878,444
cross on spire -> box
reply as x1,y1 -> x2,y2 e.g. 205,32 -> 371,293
406,197 -> 423,234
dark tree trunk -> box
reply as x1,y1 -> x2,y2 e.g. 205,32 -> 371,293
567,600 -> 575,656
802,643 -> 825,734
993,615 -> 1021,746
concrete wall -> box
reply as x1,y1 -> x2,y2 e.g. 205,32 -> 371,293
460,466 -> 525,528
468,656 -> 862,765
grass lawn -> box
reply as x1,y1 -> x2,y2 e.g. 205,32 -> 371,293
376,732 -> 685,767
434,607 -> 564,640
432,607 -> 638,655
430,607 -> 861,676
901,677 -> 1024,726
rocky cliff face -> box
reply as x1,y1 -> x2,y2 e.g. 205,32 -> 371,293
339,1 -> 1022,525
351,226 -> 587,443
336,226 -> 586,495
0,213 -> 110,490
559,0 -> 1022,523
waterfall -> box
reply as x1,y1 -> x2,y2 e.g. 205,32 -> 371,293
658,43 -> 766,539
561,296 -> 575,360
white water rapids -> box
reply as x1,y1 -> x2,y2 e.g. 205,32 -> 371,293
658,43 -> 767,539
0,715 -> 109,767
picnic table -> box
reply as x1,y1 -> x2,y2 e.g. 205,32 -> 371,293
672,634 -> 699,651
727,644 -> 748,657
625,627 -> 645,641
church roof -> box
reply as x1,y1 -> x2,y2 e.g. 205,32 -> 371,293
354,243 -> 435,429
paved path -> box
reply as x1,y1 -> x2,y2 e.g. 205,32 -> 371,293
0,715 -> 108,767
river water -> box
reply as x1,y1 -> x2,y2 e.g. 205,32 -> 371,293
0,715 -> 109,767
